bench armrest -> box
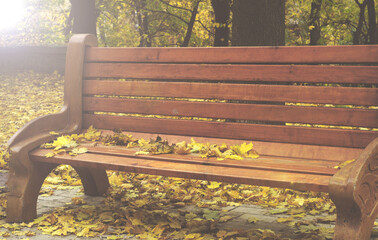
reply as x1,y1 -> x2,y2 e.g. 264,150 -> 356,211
8,34 -> 97,155
329,137 -> 377,239
350,137 -> 378,215
6,35 -> 98,222
7,105 -> 75,153
332,137 -> 377,211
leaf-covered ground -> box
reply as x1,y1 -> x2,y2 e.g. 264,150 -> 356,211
0,72 -> 376,240
0,71 -> 64,168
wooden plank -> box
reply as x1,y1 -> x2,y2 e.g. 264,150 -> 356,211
59,144 -> 337,176
83,97 -> 378,128
83,80 -> 378,106
98,130 -> 364,162
30,148 -> 332,192
83,114 -> 377,148
84,63 -> 378,84
85,45 -> 378,64
75,145 -> 338,175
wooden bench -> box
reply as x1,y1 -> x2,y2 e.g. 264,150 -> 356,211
6,34 -> 378,239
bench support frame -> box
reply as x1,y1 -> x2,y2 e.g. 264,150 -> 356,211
329,138 -> 377,240
6,34 -> 109,222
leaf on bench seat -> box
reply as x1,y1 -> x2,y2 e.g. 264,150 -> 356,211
333,159 -> 356,169
41,126 -> 260,162
69,147 -> 88,156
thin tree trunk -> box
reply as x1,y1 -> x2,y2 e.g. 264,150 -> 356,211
211,0 -> 231,46
367,0 -> 376,44
182,0 -> 201,47
353,0 -> 367,45
136,0 -> 151,47
309,0 -> 322,45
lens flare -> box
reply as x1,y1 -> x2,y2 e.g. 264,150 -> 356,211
0,0 -> 26,30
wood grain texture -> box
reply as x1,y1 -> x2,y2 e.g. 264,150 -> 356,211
72,167 -> 109,196
83,80 -> 378,106
83,97 -> 378,128
83,114 -> 377,148
76,145 -> 338,175
30,148 -> 332,192
84,63 -> 378,84
85,45 -> 378,64
329,138 -> 378,240
98,130 -> 364,162
6,34 -> 99,223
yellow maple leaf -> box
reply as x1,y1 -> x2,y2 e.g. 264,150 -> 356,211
45,152 -> 55,158
52,136 -> 77,150
227,190 -> 241,199
84,126 -> 101,141
185,233 -> 202,239
135,151 -> 149,155
240,142 -> 254,154
334,159 -> 356,169
207,181 -> 221,189
69,147 -> 88,156
277,217 -> 294,223
133,199 -> 149,208
71,197 -> 86,205
224,154 -> 244,160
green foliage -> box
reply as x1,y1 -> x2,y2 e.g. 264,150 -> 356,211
0,0 -> 375,46
97,0 -> 213,47
0,0 -> 70,46
285,0 -> 376,45
96,0 -> 140,47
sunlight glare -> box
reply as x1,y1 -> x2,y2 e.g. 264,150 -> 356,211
0,0 -> 26,30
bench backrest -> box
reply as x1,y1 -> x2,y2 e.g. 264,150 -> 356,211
76,38 -> 377,149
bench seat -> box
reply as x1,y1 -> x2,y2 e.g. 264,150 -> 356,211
30,131 -> 362,193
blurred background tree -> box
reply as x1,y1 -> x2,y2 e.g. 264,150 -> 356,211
0,0 -> 376,47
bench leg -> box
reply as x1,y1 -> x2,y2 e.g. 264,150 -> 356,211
332,198 -> 376,240
330,138 -> 378,240
7,156 -> 57,222
73,167 -> 109,196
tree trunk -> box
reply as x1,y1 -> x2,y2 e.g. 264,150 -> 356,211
353,0 -> 367,45
230,0 -> 286,125
135,0 -> 151,47
366,0 -> 376,44
182,0 -> 201,47
309,0 -> 322,45
231,0 -> 285,46
70,0 -> 97,36
211,0 -> 231,46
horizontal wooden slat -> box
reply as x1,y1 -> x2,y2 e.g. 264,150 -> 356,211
85,45 -> 378,64
84,63 -> 378,84
93,146 -> 330,170
31,148 -> 332,192
72,145 -> 336,175
83,80 -> 378,106
99,130 -> 364,162
83,97 -> 378,128
83,114 -> 377,148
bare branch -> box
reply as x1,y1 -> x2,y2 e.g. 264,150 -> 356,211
145,8 -> 189,25
158,0 -> 192,12
195,19 -> 213,35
